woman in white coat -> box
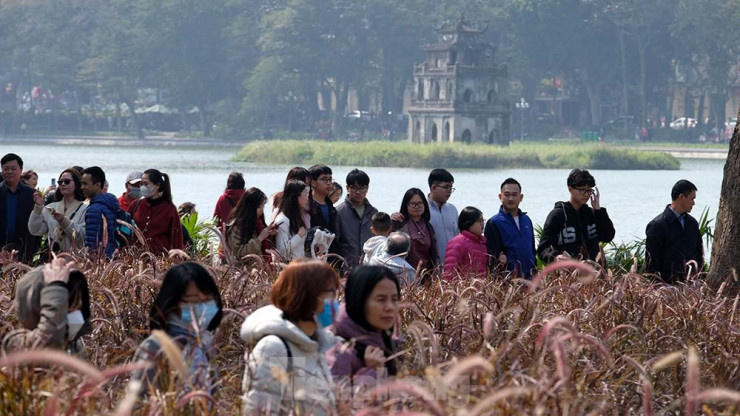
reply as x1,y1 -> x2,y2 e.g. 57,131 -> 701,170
273,179 -> 311,262
241,259 -> 339,415
28,168 -> 87,253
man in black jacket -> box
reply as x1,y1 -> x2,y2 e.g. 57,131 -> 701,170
0,153 -> 41,262
645,180 -> 703,284
537,169 -> 615,263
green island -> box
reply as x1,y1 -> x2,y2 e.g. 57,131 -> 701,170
235,140 -> 680,170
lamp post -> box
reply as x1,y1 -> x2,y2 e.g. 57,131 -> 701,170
515,97 -> 529,142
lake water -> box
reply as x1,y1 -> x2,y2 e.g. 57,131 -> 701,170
7,143 -> 724,245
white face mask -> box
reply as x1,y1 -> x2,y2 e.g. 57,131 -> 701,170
67,310 -> 85,341
139,185 -> 151,198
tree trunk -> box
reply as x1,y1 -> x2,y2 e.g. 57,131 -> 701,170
199,98 -> 210,137
123,98 -> 144,139
637,38 -> 647,125
618,30 -> 629,131
582,70 -> 601,126
709,107 -> 740,293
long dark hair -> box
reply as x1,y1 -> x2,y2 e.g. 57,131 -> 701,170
54,168 -> 85,202
344,265 -> 400,375
278,180 -> 307,234
149,262 -> 223,331
143,168 -> 173,203
399,187 -> 430,223
67,271 -> 91,322
227,187 -> 266,244
273,167 -> 310,209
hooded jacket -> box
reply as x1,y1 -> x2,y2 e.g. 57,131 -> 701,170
326,304 -> 392,383
361,235 -> 387,262
241,305 -> 337,416
364,239 -> 416,285
645,205 -> 703,283
443,231 -> 489,280
537,201 -> 615,263
2,267 -> 92,356
85,192 -> 119,258
213,188 -> 245,227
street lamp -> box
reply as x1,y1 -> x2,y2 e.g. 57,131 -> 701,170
514,97 -> 529,142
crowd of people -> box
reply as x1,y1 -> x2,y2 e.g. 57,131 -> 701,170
0,150 -> 706,412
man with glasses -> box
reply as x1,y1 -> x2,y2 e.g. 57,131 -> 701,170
537,168 -> 615,263
427,169 -> 459,264
308,164 -> 339,255
335,169 -> 378,268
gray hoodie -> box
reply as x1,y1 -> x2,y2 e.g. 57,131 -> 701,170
241,305 -> 337,416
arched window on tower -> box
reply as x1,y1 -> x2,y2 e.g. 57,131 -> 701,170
463,89 -> 473,104
417,80 -> 425,101
431,81 -> 440,101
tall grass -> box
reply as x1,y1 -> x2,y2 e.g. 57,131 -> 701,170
235,140 -> 680,170
2,248 -> 739,414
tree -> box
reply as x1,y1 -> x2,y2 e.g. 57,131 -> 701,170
709,113 -> 740,292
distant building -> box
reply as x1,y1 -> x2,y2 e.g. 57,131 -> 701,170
408,16 -> 510,144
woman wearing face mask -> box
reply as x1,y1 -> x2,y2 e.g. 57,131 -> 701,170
28,168 -> 88,253
2,258 -> 92,357
225,187 -> 277,267
128,262 -> 223,398
132,169 -> 184,255
273,180 -> 311,262
326,265 -> 400,386
241,259 -> 339,416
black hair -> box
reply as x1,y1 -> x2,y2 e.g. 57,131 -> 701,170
227,187 -> 267,245
308,164 -> 333,180
149,262 -> 223,331
54,168 -> 85,202
344,265 -> 400,375
458,206 -> 483,232
72,166 -> 84,175
67,271 -> 91,322
567,169 -> 595,188
500,177 -> 521,191
1,153 -> 23,168
226,172 -> 245,190
81,166 -> 106,188
371,212 -> 391,233
428,168 -> 454,187
279,180 -> 308,234
399,188 -> 430,223
671,179 -> 698,201
143,168 -> 173,204
273,167 -> 310,209
346,169 -> 370,187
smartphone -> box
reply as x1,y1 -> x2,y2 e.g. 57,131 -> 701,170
51,178 -> 56,187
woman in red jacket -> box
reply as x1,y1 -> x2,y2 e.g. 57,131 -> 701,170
133,169 -> 184,255
444,206 -> 488,280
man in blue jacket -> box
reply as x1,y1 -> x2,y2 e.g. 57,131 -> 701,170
81,166 -> 118,258
484,178 -> 536,278
0,153 -> 41,262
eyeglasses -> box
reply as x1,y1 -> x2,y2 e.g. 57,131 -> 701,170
58,179 -> 73,186
572,187 -> 594,196
349,185 -> 368,193
407,201 -> 424,208
435,184 -> 455,193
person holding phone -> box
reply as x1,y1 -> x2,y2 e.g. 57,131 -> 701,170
273,180 -> 311,262
225,187 -> 277,267
28,168 -> 88,253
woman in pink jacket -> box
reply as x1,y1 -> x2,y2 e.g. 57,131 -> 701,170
444,207 -> 489,280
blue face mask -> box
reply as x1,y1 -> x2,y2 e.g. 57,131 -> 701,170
316,298 -> 339,327
180,300 -> 219,329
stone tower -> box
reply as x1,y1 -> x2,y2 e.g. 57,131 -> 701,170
408,16 -> 510,144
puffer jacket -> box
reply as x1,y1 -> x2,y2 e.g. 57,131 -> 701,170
84,192 -> 119,258
28,200 -> 87,252
443,231 -> 489,280
241,305 -> 337,416
1,267 -> 92,356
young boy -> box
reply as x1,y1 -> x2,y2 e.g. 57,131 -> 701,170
361,212 -> 392,263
